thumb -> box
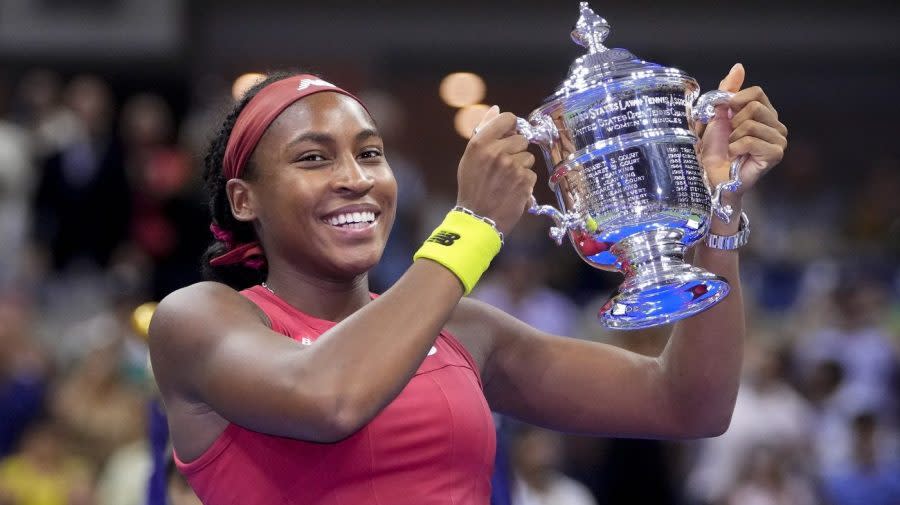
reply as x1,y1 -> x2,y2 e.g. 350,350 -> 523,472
719,63 -> 745,93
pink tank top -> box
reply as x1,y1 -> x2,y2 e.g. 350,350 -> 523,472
175,286 -> 496,504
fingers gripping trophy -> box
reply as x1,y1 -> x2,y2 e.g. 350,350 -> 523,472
517,3 -> 750,329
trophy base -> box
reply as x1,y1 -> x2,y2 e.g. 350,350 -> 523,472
596,229 -> 731,330
598,273 -> 730,329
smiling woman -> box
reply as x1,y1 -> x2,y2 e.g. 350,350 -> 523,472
148,66 -> 787,505
199,71 -> 395,287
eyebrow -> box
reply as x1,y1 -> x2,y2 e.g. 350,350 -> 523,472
285,128 -> 381,150
354,128 -> 381,143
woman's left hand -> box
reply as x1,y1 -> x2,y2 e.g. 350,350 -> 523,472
699,63 -> 788,197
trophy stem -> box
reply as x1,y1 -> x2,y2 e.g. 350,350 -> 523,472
598,229 -> 730,329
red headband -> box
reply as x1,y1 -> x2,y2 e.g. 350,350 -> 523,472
222,74 -> 367,180
211,74 -> 368,269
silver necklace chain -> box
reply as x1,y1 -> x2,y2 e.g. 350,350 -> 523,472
261,282 -> 275,294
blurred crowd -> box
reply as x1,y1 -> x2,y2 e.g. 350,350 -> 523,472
0,67 -> 897,505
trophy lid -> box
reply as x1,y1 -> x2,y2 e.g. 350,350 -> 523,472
550,3 -> 691,102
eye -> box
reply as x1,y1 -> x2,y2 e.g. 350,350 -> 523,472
298,153 -> 327,162
358,148 -> 383,160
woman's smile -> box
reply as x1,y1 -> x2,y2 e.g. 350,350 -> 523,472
320,203 -> 382,238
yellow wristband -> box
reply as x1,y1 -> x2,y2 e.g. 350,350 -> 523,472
414,209 -> 502,295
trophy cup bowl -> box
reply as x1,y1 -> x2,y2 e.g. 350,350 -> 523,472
519,3 -> 744,329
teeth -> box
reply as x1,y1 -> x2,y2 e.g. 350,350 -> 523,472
326,211 -> 376,227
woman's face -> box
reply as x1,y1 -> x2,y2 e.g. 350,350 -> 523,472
235,91 -> 397,280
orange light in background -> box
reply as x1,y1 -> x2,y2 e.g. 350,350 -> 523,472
231,72 -> 266,101
131,302 -> 158,341
440,72 -> 486,108
454,104 -> 491,139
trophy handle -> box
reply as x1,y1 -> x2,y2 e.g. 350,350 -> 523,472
691,90 -> 748,224
515,115 -> 582,245
527,195 -> 584,245
515,115 -> 557,150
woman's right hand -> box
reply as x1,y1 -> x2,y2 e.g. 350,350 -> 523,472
456,106 -> 537,236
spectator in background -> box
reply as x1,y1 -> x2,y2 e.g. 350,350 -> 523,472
53,283 -> 148,378
510,425 -> 597,505
94,438 -> 153,505
11,69 -> 80,159
742,138 -> 843,312
687,337 -> 815,504
793,276 -> 898,420
94,298 -> 164,505
0,420 -> 93,505
33,74 -> 131,273
0,296 -> 48,459
822,411 -> 900,505
0,73 -> 35,290
120,92 -> 206,299
49,337 -> 145,470
725,445 -> 817,505
803,360 -> 857,475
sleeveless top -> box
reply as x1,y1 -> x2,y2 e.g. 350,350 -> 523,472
175,285 -> 496,505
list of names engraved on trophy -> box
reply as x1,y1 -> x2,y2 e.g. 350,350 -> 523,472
665,145 -> 710,209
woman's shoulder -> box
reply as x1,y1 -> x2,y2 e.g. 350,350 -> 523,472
149,282 -> 267,352
162,280 -> 243,299
154,281 -> 246,320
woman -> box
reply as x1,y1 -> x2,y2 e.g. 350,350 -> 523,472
149,64 -> 787,504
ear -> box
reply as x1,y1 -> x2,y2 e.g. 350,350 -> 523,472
225,179 -> 257,223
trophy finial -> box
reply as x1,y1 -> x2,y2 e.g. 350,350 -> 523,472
571,2 -> 610,53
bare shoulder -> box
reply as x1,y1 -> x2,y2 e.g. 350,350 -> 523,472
150,282 -> 265,348
148,281 -> 267,394
151,281 -> 265,328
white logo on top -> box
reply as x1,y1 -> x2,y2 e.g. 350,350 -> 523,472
301,337 -> 312,346
297,78 -> 336,91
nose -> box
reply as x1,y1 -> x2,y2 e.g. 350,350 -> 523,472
332,156 -> 375,195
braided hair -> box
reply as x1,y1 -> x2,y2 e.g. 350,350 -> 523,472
200,71 -> 299,290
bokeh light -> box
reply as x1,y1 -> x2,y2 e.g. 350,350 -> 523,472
231,72 -> 266,101
439,72 -> 486,108
131,302 -> 158,341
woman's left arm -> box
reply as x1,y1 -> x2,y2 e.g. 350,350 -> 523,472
462,64 -> 787,439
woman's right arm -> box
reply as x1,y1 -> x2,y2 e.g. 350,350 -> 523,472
149,110 -> 536,443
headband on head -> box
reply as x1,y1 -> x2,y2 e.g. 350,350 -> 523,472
222,74 -> 368,180
211,74 -> 369,269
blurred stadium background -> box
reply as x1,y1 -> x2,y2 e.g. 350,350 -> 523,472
0,1 -> 898,504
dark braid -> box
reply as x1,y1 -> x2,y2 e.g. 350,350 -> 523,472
200,70 -> 302,290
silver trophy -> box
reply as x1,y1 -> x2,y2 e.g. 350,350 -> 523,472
518,3 -> 745,329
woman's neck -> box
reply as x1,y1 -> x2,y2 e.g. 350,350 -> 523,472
262,268 -> 372,322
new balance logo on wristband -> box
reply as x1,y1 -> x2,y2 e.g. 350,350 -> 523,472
427,231 -> 461,246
